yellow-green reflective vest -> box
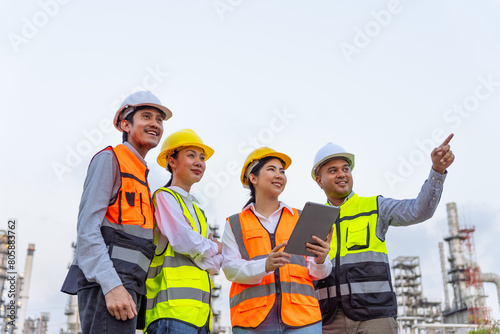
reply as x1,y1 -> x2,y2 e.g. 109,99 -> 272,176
144,188 -> 212,332
314,194 -> 397,323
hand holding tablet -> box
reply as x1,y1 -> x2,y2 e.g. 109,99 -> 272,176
283,202 -> 339,256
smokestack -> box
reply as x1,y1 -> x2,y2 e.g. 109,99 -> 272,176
446,203 -> 468,309
439,242 -> 450,310
18,243 -> 35,333
446,203 -> 463,268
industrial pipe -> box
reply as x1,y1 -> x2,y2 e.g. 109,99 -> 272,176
481,272 -> 500,313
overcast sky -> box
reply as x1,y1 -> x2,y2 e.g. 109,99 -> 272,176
2,1 -> 500,332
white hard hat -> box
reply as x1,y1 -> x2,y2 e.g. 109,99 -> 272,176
311,143 -> 355,180
114,91 -> 173,131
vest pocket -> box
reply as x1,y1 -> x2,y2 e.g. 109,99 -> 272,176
346,221 -> 369,250
108,230 -> 155,288
288,265 -> 317,307
238,295 -> 268,312
125,192 -> 135,206
166,273 -> 203,307
119,188 -> 152,225
346,263 -> 394,308
244,228 -> 265,253
245,228 -> 265,239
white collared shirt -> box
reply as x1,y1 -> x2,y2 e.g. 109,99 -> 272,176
221,201 -> 332,284
154,186 -> 222,274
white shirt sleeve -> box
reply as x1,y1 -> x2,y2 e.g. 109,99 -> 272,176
221,219 -> 271,284
193,253 -> 223,275
154,191 -> 219,260
306,255 -> 332,280
193,226 -> 223,275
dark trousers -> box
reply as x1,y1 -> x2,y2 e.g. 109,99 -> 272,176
77,286 -> 142,334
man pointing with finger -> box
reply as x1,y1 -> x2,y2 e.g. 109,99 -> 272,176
312,134 -> 455,334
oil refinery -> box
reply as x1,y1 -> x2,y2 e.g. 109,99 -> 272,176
1,202 -> 498,333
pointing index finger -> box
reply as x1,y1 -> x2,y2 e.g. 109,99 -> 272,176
440,133 -> 454,148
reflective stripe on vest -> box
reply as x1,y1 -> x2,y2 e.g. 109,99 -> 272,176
316,281 -> 393,300
314,194 -> 396,323
228,208 -> 322,329
144,188 -> 212,331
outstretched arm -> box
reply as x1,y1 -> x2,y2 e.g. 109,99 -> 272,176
377,134 -> 455,239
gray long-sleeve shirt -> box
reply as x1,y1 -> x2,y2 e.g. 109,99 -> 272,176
73,142 -> 147,295
330,168 -> 447,240
376,168 -> 446,240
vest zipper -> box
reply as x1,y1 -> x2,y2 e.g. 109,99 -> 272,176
274,209 -> 285,326
140,193 -> 145,225
206,270 -> 212,328
118,191 -> 122,224
270,233 -> 283,327
251,208 -> 285,326
145,169 -> 154,222
334,216 -> 341,306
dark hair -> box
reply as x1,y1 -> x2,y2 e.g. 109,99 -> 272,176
121,109 -> 136,143
164,150 -> 180,187
243,156 -> 284,208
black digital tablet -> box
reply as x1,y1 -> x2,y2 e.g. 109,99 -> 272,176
283,202 -> 339,256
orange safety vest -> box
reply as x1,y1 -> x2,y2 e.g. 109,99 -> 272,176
227,208 -> 322,329
104,144 -> 154,230
61,144 -> 156,296
101,144 -> 155,295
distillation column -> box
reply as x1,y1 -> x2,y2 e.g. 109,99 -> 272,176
18,244 -> 35,333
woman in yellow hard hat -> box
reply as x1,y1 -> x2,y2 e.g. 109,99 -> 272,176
221,147 -> 332,333
144,129 -> 222,334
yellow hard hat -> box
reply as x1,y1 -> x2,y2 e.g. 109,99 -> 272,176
157,129 -> 214,168
240,147 -> 292,188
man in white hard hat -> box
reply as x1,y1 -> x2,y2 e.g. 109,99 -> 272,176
312,134 -> 455,334
61,91 -> 172,334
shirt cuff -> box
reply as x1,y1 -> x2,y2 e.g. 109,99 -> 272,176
208,240 -> 219,257
98,269 -> 123,296
429,168 -> 447,185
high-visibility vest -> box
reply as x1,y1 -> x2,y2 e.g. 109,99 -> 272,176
314,194 -> 396,323
61,144 -> 156,295
228,208 -> 322,329
144,188 -> 212,332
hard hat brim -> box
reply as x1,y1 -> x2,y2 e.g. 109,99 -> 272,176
113,103 -> 173,132
157,143 -> 214,168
